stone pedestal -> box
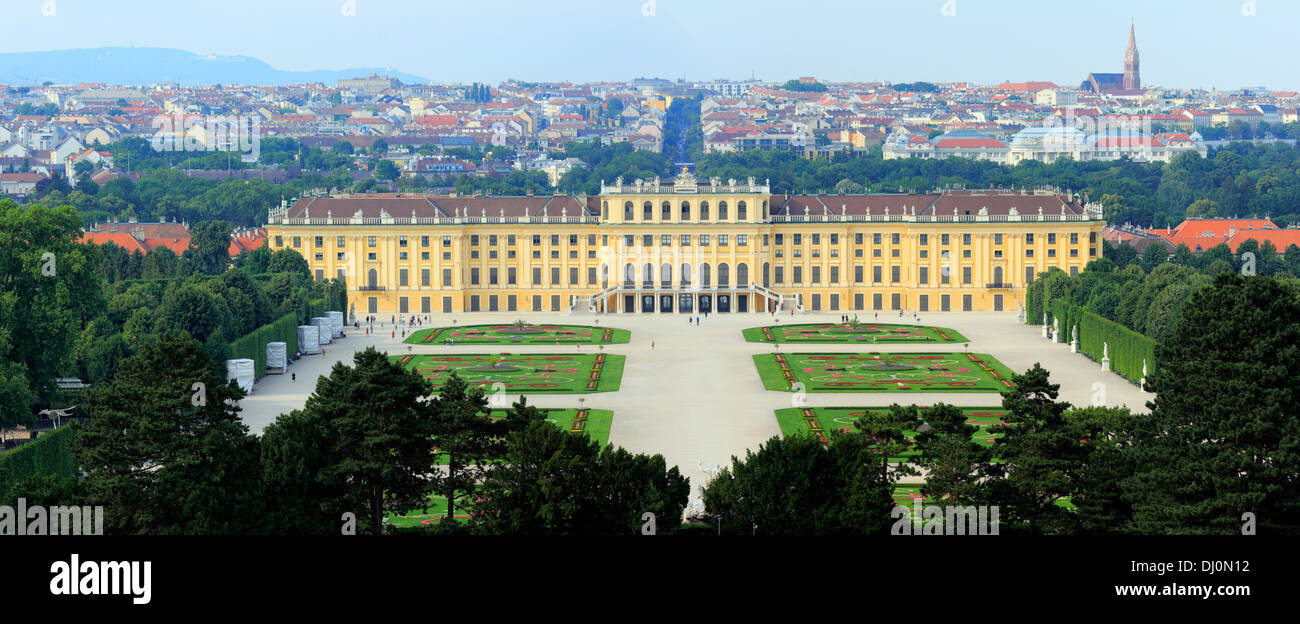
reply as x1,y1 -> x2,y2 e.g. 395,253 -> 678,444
1070,339 -> 1079,353
1041,325 -> 1048,339
1101,356 -> 1111,371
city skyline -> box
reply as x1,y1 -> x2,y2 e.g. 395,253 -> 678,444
1,0 -> 1294,90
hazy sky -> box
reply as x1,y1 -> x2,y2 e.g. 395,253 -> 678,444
4,0 -> 1295,89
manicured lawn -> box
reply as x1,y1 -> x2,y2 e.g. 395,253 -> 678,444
775,406 -> 1005,461
405,323 -> 630,345
753,352 -> 1015,393
744,322 -> 967,344
393,353 -> 624,393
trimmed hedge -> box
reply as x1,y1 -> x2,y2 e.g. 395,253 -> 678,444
228,297 -> 328,379
229,310 -> 303,379
1048,299 -> 1156,385
0,426 -> 79,492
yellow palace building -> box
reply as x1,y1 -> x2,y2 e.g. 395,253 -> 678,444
265,171 -> 1104,318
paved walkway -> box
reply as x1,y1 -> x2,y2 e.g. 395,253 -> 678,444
237,311 -> 1154,486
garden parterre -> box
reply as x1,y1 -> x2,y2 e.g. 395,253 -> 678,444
405,323 -> 630,345
743,322 -> 967,344
393,353 -> 624,393
753,352 -> 1015,393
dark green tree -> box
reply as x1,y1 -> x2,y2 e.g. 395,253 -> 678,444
982,364 -> 1080,534
77,333 -> 264,534
293,347 -> 436,535
702,432 -> 894,535
914,403 -> 991,508
426,375 -> 542,521
267,247 -> 310,278
0,201 -> 104,425
1124,274 -> 1300,534
184,219 -> 232,275
472,419 -> 688,534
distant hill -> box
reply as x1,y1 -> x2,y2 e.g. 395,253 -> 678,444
0,47 -> 429,87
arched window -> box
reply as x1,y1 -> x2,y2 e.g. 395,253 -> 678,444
762,200 -> 769,220
737,263 -> 749,287
601,264 -> 609,288
602,201 -> 609,220
624,263 -> 635,286
624,201 -> 634,220
994,266 -> 1003,286
763,262 -> 770,287
738,201 -> 747,221
701,263 -> 712,287
661,263 -> 672,287
643,201 -> 653,221
718,263 -> 730,287
661,201 -> 671,221
681,201 -> 691,221
681,263 -> 692,286
700,201 -> 710,220
719,201 -> 729,220
368,268 -> 378,288
643,262 -> 653,286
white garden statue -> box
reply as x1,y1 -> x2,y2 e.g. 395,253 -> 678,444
1070,324 -> 1079,353
1101,342 -> 1111,372
1140,359 -> 1148,389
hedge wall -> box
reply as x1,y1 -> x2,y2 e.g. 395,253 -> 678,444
1047,300 -> 1156,385
228,298 -> 330,379
0,426 -> 79,492
1025,280 -> 1041,324
1077,308 -> 1157,386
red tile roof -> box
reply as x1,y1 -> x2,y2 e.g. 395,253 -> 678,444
1150,218 -> 1280,251
1225,229 -> 1300,252
145,238 -> 190,253
82,232 -> 149,254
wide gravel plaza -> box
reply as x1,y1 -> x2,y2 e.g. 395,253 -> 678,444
238,310 -> 1154,482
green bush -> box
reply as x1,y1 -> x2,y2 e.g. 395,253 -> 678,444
0,426 -> 79,492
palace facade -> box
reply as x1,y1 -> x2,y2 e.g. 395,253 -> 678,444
264,173 -> 1104,317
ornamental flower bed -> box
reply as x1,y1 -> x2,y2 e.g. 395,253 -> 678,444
395,353 -> 624,393
744,323 -> 967,344
755,352 -> 1016,393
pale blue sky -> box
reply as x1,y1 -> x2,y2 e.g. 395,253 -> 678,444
4,0 -> 1295,89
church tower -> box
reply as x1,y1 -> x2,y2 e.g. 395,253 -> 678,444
1123,20 -> 1141,90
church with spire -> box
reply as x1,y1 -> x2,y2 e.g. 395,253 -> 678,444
1082,21 -> 1144,94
